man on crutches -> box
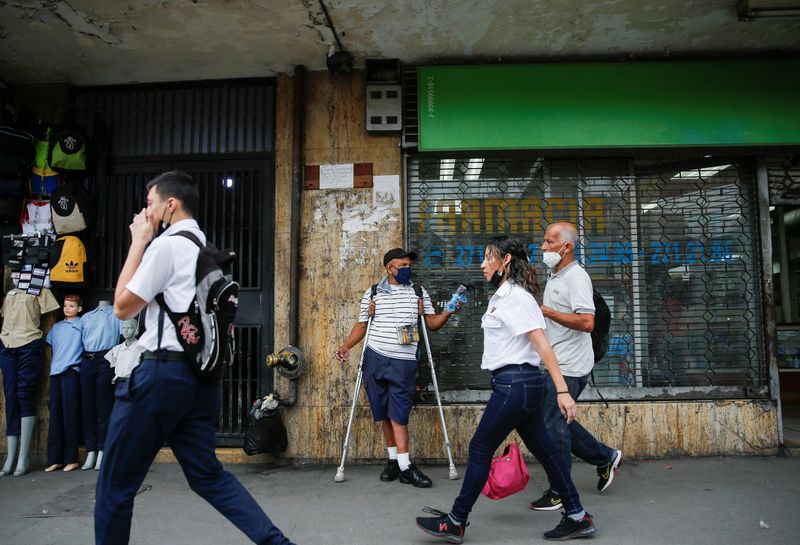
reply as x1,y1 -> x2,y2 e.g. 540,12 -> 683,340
335,248 -> 464,487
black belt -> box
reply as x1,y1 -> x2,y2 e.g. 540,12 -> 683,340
141,350 -> 187,362
112,376 -> 128,384
83,349 -> 110,360
491,363 -> 538,377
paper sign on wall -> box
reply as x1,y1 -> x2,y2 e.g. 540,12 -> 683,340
305,163 -> 373,190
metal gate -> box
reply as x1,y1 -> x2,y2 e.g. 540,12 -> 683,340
406,156 -> 765,401
74,81 -> 275,444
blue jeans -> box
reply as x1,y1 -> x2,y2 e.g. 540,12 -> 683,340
0,339 -> 44,435
543,373 -> 615,493
451,365 -> 583,522
95,356 -> 295,545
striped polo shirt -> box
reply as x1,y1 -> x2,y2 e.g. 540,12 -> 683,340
357,276 -> 435,361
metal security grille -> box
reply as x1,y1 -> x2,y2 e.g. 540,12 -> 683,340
768,155 -> 800,205
95,162 -> 266,291
216,326 -> 263,446
406,157 -> 765,400
73,80 -> 275,443
74,81 -> 275,157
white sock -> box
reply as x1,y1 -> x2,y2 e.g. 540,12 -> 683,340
568,510 -> 586,522
387,447 -> 398,460
397,452 -> 411,471
449,514 -> 463,527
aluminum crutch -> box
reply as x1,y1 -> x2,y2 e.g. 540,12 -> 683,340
334,316 -> 373,483
419,314 -> 459,480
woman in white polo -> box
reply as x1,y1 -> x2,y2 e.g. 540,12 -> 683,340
415,235 -> 597,543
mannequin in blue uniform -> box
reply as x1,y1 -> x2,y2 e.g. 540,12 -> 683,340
80,300 -> 121,470
44,293 -> 84,473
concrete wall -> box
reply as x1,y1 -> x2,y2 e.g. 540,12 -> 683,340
268,69 -> 780,464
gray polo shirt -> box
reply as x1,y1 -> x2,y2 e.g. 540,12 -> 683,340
543,261 -> 595,377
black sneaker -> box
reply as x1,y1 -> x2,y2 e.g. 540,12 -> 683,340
380,459 -> 400,482
529,489 -> 563,511
544,512 -> 596,541
416,507 -> 467,544
400,463 -> 432,488
596,449 -> 623,492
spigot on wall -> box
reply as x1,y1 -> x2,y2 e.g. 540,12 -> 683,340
265,345 -> 305,380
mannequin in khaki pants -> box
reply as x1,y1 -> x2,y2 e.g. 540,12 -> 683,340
0,285 -> 60,476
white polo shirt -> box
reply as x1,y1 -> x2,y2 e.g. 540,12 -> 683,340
126,219 -> 204,357
481,280 -> 546,371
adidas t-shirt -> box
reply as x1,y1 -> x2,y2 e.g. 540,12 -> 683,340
357,279 -> 435,361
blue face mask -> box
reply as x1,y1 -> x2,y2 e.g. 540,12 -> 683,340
395,266 -> 412,285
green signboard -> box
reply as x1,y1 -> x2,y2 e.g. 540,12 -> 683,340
418,60 -> 800,151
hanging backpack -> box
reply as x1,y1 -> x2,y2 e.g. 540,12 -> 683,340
591,290 -> 611,363
155,231 -> 239,382
21,198 -> 53,234
0,175 -> 29,198
50,182 -> 92,234
0,126 -> 34,177
48,235 -> 87,288
47,128 -> 87,172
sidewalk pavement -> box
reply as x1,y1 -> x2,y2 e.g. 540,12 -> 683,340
1,455 -> 798,545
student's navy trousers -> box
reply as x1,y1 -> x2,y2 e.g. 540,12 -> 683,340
94,354 -> 295,545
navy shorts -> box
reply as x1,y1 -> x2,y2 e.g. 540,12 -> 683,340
362,347 -> 417,425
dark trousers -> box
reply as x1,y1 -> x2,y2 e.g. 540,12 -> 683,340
94,356 -> 295,545
47,367 -> 81,465
543,373 -> 614,493
80,352 -> 115,451
0,339 -> 44,435
451,365 -> 583,522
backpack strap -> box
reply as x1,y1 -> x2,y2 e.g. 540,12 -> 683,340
170,230 -> 203,249
371,283 -> 377,301
153,230 -> 203,357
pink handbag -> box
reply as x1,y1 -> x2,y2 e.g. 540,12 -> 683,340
481,441 -> 530,500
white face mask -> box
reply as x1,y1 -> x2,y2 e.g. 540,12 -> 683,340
542,244 -> 566,269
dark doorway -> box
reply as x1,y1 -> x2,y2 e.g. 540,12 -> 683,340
74,80 -> 276,445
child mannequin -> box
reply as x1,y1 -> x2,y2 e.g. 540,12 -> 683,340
80,299 -> 121,470
0,284 -> 60,476
44,294 -> 84,473
104,318 -> 142,385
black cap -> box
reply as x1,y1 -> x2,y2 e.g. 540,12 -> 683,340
383,248 -> 418,267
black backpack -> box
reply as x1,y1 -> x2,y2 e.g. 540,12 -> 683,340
155,231 -> 239,382
591,290 -> 611,363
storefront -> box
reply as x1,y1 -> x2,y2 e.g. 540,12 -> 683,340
398,59 -> 798,416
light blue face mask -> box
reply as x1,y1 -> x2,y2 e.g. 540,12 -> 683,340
395,266 -> 412,285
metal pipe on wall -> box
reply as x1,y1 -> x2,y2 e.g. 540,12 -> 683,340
283,65 -> 306,407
